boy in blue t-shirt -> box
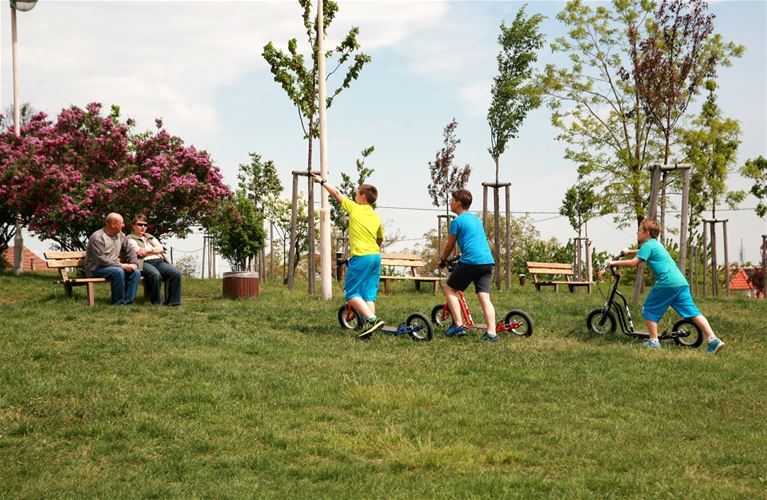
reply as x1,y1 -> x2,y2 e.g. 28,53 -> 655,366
609,219 -> 725,353
438,189 -> 499,342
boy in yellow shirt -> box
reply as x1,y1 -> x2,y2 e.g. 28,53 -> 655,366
314,174 -> 385,339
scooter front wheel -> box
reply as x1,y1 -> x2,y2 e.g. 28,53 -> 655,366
430,304 -> 453,328
503,310 -> 533,337
671,318 -> 703,348
338,305 -> 364,330
587,308 -> 617,335
406,312 -> 433,342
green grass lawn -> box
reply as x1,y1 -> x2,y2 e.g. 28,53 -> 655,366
1,271 -> 765,497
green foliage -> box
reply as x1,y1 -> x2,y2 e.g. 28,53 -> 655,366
487,5 -> 545,183
237,152 -> 283,210
206,193 -> 266,272
740,156 -> 767,218
541,0 -> 658,229
263,191 -> 317,275
262,0 -> 371,142
679,82 -> 744,225
628,0 -> 744,163
542,0 -> 742,230
559,180 -> 603,235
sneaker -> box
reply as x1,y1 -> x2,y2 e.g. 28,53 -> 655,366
642,339 -> 661,349
445,324 -> 468,337
706,338 -> 725,355
357,318 -> 385,340
481,332 -> 500,342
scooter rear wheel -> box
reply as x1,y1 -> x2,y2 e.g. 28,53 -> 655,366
587,308 -> 617,335
406,312 -> 433,342
338,305 -> 364,330
671,318 -> 703,348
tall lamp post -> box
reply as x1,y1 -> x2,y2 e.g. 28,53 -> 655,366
10,0 -> 38,276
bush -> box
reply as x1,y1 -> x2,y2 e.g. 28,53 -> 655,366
206,194 -> 265,272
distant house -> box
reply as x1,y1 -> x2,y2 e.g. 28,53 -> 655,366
728,267 -> 761,298
2,246 -> 46,272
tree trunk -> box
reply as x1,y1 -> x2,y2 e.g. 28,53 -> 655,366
307,115 -> 315,295
660,131 -> 671,242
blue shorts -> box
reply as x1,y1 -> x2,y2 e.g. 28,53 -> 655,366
642,285 -> 701,323
345,254 -> 381,302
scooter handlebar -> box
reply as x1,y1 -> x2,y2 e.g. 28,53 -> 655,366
441,256 -> 460,272
604,252 -> 625,277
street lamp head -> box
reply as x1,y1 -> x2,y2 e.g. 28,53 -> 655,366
11,0 -> 38,12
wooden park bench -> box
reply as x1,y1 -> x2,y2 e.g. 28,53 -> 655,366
525,261 -> 592,294
45,251 -> 166,306
379,253 -> 442,294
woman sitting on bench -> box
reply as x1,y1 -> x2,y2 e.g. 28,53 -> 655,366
127,214 -> 182,306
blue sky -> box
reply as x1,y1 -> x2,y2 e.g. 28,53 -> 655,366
2,0 -> 766,267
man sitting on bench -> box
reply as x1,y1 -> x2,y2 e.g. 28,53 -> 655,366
84,212 -> 140,305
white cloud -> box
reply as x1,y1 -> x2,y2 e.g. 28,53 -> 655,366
1,1 -> 460,142
334,2 -> 450,49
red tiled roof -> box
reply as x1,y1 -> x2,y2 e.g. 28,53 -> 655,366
3,246 -> 47,272
729,267 -> 755,291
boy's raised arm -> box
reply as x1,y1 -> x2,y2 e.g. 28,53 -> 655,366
312,173 -> 343,203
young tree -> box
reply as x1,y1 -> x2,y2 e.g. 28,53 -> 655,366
237,152 -> 283,211
679,81 -> 745,229
541,0 -> 660,229
263,193 -> 316,281
559,180 -> 602,238
236,152 -> 283,273
487,5 -> 545,185
262,0 -> 370,176
427,119 -> 471,219
206,193 -> 266,272
628,0 -> 744,168
330,146 -> 374,253
740,156 -> 767,219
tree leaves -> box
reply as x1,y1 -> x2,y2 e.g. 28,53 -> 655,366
488,6 -> 545,184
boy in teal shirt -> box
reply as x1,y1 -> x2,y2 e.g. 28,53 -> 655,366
609,219 -> 725,353
438,189 -> 499,342
314,174 -> 385,339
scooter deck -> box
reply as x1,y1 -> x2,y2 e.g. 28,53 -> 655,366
465,323 -> 486,330
357,324 -> 409,339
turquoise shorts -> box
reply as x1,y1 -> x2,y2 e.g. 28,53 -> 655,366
345,254 -> 381,302
642,285 -> 701,323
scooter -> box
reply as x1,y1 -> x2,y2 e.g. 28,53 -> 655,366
337,303 -> 433,341
586,252 -> 703,347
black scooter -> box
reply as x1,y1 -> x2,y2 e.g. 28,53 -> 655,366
586,252 -> 703,347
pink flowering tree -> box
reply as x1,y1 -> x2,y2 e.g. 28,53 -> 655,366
0,103 -> 231,251
0,112 -> 71,256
